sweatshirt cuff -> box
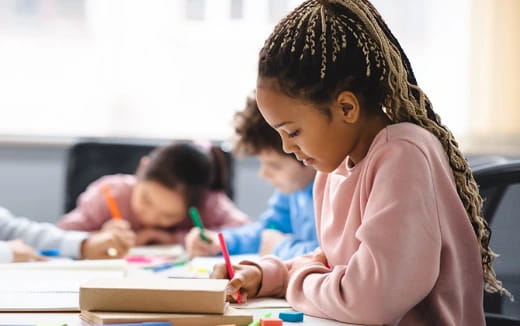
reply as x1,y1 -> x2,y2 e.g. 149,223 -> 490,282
249,255 -> 289,298
58,231 -> 89,259
0,242 -> 13,263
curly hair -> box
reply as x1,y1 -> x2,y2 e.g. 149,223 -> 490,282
232,91 -> 286,157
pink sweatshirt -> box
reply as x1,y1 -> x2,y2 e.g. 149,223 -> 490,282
255,123 -> 485,326
58,174 -> 249,243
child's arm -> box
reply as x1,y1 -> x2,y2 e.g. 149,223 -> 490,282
0,239 -> 46,263
271,237 -> 320,260
0,206 -> 90,260
280,142 -> 443,324
220,191 -> 291,255
58,177 -> 119,231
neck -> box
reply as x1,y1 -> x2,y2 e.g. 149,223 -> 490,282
349,111 -> 392,166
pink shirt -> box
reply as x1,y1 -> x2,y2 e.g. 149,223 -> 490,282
255,123 -> 485,326
58,174 -> 249,243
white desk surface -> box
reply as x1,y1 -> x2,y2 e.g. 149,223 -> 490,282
0,309 -> 365,325
0,250 -> 367,325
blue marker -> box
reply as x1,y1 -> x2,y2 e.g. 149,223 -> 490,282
37,249 -> 61,257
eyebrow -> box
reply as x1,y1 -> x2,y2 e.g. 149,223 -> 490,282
273,121 -> 293,129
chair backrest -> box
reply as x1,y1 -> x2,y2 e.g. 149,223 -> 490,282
64,140 -> 234,213
472,160 -> 520,321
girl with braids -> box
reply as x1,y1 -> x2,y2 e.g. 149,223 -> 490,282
59,142 -> 248,246
211,0 -> 509,325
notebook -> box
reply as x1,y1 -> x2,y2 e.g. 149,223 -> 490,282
80,306 -> 253,326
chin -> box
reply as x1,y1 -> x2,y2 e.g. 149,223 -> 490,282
315,165 -> 336,173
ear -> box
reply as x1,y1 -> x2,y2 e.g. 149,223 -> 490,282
334,91 -> 360,124
139,156 -> 150,169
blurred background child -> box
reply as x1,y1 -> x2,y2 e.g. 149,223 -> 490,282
58,141 -> 249,245
185,92 -> 318,260
0,206 -> 133,262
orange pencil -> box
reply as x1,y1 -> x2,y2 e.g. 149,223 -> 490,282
101,185 -> 122,220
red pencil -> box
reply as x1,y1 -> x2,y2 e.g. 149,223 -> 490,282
217,232 -> 242,304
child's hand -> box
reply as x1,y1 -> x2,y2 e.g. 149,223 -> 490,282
8,239 -> 47,262
135,228 -> 175,245
101,219 -> 132,232
184,227 -> 220,257
259,229 -> 288,256
210,262 -> 262,303
81,229 -> 136,259
288,248 -> 329,277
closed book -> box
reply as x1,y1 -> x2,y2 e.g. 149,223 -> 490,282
80,306 -> 253,326
80,277 -> 228,314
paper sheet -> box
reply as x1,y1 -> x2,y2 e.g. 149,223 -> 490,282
162,254 -> 260,278
232,297 -> 291,309
0,269 -> 124,311
0,259 -> 128,271
127,244 -> 184,257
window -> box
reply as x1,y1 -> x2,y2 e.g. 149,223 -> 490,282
1,0 -> 517,154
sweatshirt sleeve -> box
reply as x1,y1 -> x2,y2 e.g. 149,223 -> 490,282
0,207 -> 89,262
57,177 -> 115,231
281,142 -> 442,325
221,191 -> 291,255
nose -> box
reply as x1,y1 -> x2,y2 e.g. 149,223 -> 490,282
281,135 -> 297,154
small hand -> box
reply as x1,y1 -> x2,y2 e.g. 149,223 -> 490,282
81,229 -> 136,259
210,262 -> 262,303
288,248 -> 328,277
135,228 -> 175,245
184,227 -> 220,257
101,219 -> 132,232
8,239 -> 47,262
259,229 -> 288,256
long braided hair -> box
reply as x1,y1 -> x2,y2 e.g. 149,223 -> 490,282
258,0 -> 510,297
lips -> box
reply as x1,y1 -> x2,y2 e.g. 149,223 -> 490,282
303,158 -> 315,166
296,155 -> 314,166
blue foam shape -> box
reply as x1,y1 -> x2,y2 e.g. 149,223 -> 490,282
37,249 -> 61,256
279,311 -> 304,322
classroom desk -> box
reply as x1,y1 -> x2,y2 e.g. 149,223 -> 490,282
0,309 -> 366,326
0,251 -> 369,325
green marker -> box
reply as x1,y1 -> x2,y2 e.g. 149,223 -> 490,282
189,207 -> 210,243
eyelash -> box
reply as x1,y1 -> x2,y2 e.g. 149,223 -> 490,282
288,130 -> 300,138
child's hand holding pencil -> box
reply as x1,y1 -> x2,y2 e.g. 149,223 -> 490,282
184,227 -> 221,257
209,256 -> 262,304
81,230 -> 135,259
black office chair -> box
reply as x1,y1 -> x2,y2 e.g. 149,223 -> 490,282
63,140 -> 235,213
472,160 -> 520,325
